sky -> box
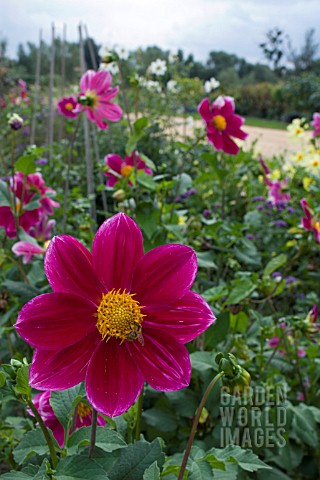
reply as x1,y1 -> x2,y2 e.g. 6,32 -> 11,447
1,0 -> 319,64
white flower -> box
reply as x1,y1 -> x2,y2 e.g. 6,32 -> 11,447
114,45 -> 129,60
99,62 -> 119,75
168,49 -> 179,63
287,118 -> 308,140
148,59 -> 167,76
204,77 -> 220,93
145,80 -> 162,93
167,80 -> 179,93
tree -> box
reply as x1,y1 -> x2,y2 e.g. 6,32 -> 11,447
287,28 -> 319,72
259,27 -> 285,75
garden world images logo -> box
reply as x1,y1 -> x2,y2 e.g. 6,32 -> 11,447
220,385 -> 287,448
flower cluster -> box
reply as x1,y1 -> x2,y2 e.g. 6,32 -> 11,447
198,96 -> 248,155
259,157 -> 290,206
104,151 -> 153,187
204,77 -> 220,93
57,70 -> 122,130
15,213 -> 215,417
0,172 -> 59,239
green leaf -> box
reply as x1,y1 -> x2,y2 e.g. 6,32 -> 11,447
207,445 -> 271,472
136,203 -> 160,239
54,455 -> 109,480
196,251 -> 217,269
0,370 -> 7,387
190,351 -> 217,381
133,116 -> 149,135
234,238 -> 261,267
0,180 -> 11,207
23,195 -> 41,211
204,312 -> 230,349
139,153 -> 156,171
143,408 -> 178,432
172,172 -> 193,195
13,427 -> 59,464
204,453 -> 225,470
143,461 -> 160,479
15,365 -> 31,397
67,426 -> 127,455
0,473 -> 35,479
15,156 -> 36,175
290,404 -> 318,447
108,438 -> 165,480
263,254 -> 287,276
226,278 -> 256,305
2,279 -> 40,303
50,384 -> 85,430
136,173 -> 156,191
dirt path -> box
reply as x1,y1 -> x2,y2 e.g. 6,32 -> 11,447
242,126 -> 311,159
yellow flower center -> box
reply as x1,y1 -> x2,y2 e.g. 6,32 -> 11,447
212,115 -> 227,131
65,102 -> 74,111
297,153 -> 304,161
312,160 -> 319,167
15,200 -> 22,214
120,165 -> 133,177
96,289 -> 145,344
77,402 -> 91,418
295,127 -> 302,135
312,221 -> 320,232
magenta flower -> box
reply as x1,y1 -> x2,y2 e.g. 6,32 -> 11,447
104,151 -> 153,187
311,112 -> 320,137
57,96 -> 80,119
0,173 -> 59,238
30,390 -> 105,447
77,70 -> 122,130
198,96 -> 248,155
300,198 -> 320,243
15,213 -> 215,417
268,336 -> 280,348
259,161 -> 290,206
12,241 -> 45,264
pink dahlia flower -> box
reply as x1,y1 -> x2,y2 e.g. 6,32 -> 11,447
30,390 -> 105,447
198,96 -> 248,155
16,213 -> 215,417
0,173 -> 59,238
300,198 -> 320,243
57,96 -> 80,119
78,70 -> 122,130
268,336 -> 280,348
311,112 -> 320,137
104,151 -> 153,187
12,241 -> 45,264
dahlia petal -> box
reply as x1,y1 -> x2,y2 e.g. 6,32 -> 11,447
98,102 -> 123,122
105,174 -> 120,187
92,212 -> 144,292
86,338 -> 144,417
29,332 -> 99,390
129,329 -> 191,390
15,292 -> 97,349
132,244 -> 197,307
222,134 -> 240,155
144,291 -> 215,343
207,131 -> 224,151
45,235 -> 103,303
80,70 -> 96,93
98,86 -> 119,102
198,97 -> 212,122
220,97 -> 235,117
105,154 -> 123,173
91,70 -> 112,93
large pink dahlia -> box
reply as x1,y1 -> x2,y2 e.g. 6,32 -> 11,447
78,70 -> 123,130
198,96 -> 248,155
16,213 -> 215,417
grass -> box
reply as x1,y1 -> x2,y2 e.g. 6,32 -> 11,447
245,117 -> 287,130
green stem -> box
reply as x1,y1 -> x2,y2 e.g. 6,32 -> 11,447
27,399 -> 58,469
88,409 -> 98,457
135,388 -> 144,441
178,371 -> 224,480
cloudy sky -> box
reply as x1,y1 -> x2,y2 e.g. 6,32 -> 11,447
1,0 -> 319,63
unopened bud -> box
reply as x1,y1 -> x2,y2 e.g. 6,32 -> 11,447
8,113 -> 24,130
215,352 -> 251,395
113,189 -> 126,202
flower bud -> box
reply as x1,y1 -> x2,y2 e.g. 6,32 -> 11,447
8,113 -> 24,130
112,189 -> 126,202
215,352 -> 251,395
